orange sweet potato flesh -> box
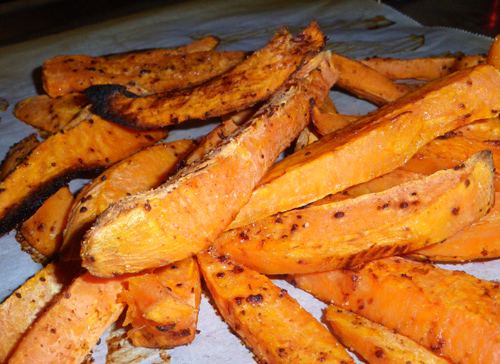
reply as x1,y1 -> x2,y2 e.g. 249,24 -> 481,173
7,271 -> 125,364
14,93 -> 89,136
86,21 -> 326,129
197,248 -> 355,364
310,99 -> 359,135
289,257 -> 500,364
401,134 -> 500,191
214,151 -> 495,274
42,36 -> 223,97
360,54 -> 487,80
409,191 -> 500,262
325,306 -> 454,364
331,53 -> 410,105
454,116 -> 500,141
487,34 -> 500,70
61,139 -> 194,261
0,112 -> 168,236
17,185 -> 74,262
121,257 -> 201,348
0,134 -> 40,181
0,262 -> 79,363
229,64 -> 500,230
80,54 -> 337,277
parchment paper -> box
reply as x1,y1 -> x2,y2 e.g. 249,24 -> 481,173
0,0 -> 498,363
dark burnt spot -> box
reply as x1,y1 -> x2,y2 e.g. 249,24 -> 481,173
234,297 -> 244,305
246,294 -> 263,304
80,206 -> 88,213
465,179 -> 470,187
144,134 -> 154,141
275,217 -> 283,224
438,131 -> 457,139
232,265 -> 244,274
452,207 -> 460,215
15,292 -> 21,298
454,163 -> 466,170
481,249 -> 489,256
144,203 -> 152,211
431,339 -> 446,351
105,157 -> 110,163
400,202 -> 408,209
101,175 -> 107,181
334,211 -> 344,218
78,158 -> 83,164
375,348 -> 385,358
64,291 -> 71,298
305,151 -> 311,156
377,203 -> 390,210
140,69 -> 151,74
216,272 -> 225,278
291,224 -> 298,233
37,223 -> 46,232
279,289 -> 287,298
218,255 -> 227,263
50,328 -> 56,334
156,323 -> 176,332
239,232 -> 249,240
462,113 -> 472,120
0,188 -> 4,193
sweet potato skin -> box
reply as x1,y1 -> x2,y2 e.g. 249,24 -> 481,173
197,249 -> 355,364
0,262 -> 79,363
81,55 -> 336,277
214,151 -> 495,274
229,64 -> 500,229
289,257 -> 500,364
7,271 -> 125,364
87,21 -> 326,129
0,114 -> 168,236
0,134 -> 40,181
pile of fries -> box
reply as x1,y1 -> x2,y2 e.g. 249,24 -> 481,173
1,19 -> 500,364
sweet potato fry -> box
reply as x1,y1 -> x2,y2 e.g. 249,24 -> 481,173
197,248 -> 356,364
14,94 -> 89,136
86,21 -> 326,129
16,185 -> 74,262
0,262 -> 79,363
325,306 -> 454,364
360,54 -> 487,80
0,134 -> 39,181
44,50 -> 248,97
288,257 -> 500,364
408,191 -> 500,262
310,99 -> 359,135
229,64 -> 500,230
214,151 -> 495,274
331,53 -> 410,105
401,133 -> 500,191
60,139 -> 194,261
120,257 -> 201,348
0,110 -> 168,236
8,271 -> 126,364
487,34 -> 500,70
81,54 -> 337,277
454,116 -> 500,141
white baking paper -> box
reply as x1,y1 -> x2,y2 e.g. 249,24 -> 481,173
0,0 -> 498,363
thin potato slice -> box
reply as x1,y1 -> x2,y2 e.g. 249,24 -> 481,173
288,257 -> 500,364
214,151 -> 495,274
0,262 -> 79,363
60,139 -> 194,261
81,54 -> 337,277
86,21 -> 326,129
229,64 -> 500,230
7,271 -> 125,364
325,306 -> 454,364
0,110 -> 168,236
197,249 -> 355,364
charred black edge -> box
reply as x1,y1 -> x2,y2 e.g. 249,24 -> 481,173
84,84 -> 145,129
0,167 -> 105,236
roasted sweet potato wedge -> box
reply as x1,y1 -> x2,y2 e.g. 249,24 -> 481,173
288,257 -> 500,364
214,151 -> 495,274
0,262 -> 79,363
0,134 -> 39,181
310,98 -> 358,135
331,53 -> 410,105
325,306 -> 454,364
14,93 -> 89,136
86,21 -> 326,129
0,109 -> 168,236
197,248 -> 355,364
121,257 -> 201,348
487,34 -> 500,70
408,191 -> 500,262
61,139 -> 194,261
454,116 -> 500,141
229,64 -> 500,229
16,185 -> 74,262
360,54 -> 487,80
81,54 -> 337,277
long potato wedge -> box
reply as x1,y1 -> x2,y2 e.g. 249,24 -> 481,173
86,21 -> 326,129
197,248 -> 356,364
288,257 -> 500,364
8,271 -> 126,364
325,306 -> 454,364
80,53 -> 337,277
42,36 -> 223,97
121,257 -> 201,348
0,110 -> 168,236
16,185 -> 74,262
454,116 -> 500,141
360,54 -> 487,80
0,262 -> 79,363
229,64 -> 500,229
310,99 -> 359,135
61,139 -> 194,260
14,94 -> 89,136
331,53 -> 410,105
214,151 -> 495,274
